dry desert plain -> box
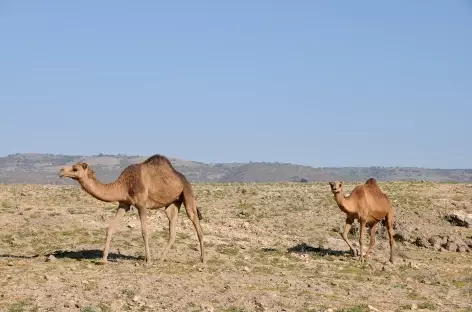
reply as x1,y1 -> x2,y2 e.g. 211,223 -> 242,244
1,181 -> 472,312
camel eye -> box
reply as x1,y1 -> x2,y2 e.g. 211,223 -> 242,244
73,168 -> 77,172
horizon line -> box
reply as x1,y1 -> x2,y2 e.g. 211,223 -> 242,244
1,152 -> 471,171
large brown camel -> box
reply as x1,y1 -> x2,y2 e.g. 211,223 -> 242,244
59,154 -> 205,265
328,178 -> 396,263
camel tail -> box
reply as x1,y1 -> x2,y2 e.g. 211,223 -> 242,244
196,206 -> 203,220
180,173 -> 202,220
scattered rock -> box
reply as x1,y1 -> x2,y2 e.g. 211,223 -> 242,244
381,265 -> 392,272
64,300 -> 75,308
323,309 -> 334,312
127,223 -> 135,228
413,237 -> 430,248
428,235 -> 443,246
411,303 -> 418,310
238,211 -> 249,218
254,299 -> 266,311
368,305 -> 380,312
445,210 -> 472,228
452,236 -> 468,247
458,245 -> 468,253
44,274 -> 58,281
407,261 -> 419,269
465,239 -> 472,248
201,303 -> 214,312
45,255 -> 56,262
445,241 -> 458,252
7,262 -> 13,266
423,234 -> 471,253
132,295 -> 141,302
393,224 -> 415,243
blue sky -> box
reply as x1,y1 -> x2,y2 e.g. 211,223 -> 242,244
0,1 -> 471,168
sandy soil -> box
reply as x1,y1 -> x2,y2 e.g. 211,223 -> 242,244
0,181 -> 471,312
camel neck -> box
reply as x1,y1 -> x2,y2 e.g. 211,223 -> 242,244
333,192 -> 355,214
78,176 -> 125,203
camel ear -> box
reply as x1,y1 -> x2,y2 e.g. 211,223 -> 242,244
81,163 -> 88,170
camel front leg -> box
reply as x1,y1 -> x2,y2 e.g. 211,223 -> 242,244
365,222 -> 378,259
101,204 -> 128,264
359,219 -> 367,263
341,217 -> 357,257
159,203 -> 179,263
137,207 -> 151,264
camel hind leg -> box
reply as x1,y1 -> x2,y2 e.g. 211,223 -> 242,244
385,210 -> 396,263
359,218 -> 367,263
365,222 -> 378,258
158,202 -> 181,263
183,191 -> 205,263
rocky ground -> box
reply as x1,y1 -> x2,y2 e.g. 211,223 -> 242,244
0,181 -> 471,312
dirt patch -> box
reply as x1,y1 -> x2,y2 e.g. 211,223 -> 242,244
1,182 -> 472,311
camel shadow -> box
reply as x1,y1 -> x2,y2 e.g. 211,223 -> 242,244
48,249 -> 144,262
0,254 -> 40,259
287,242 -> 351,257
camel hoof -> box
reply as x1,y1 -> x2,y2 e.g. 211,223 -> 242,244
95,259 -> 107,265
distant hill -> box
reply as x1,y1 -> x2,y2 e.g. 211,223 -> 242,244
0,153 -> 471,184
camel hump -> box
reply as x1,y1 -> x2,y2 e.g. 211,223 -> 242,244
365,178 -> 377,185
143,154 -> 176,169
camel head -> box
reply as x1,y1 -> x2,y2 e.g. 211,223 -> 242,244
59,162 -> 94,181
329,181 -> 343,194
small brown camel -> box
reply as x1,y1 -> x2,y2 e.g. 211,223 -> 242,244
328,178 -> 396,263
59,154 -> 205,265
